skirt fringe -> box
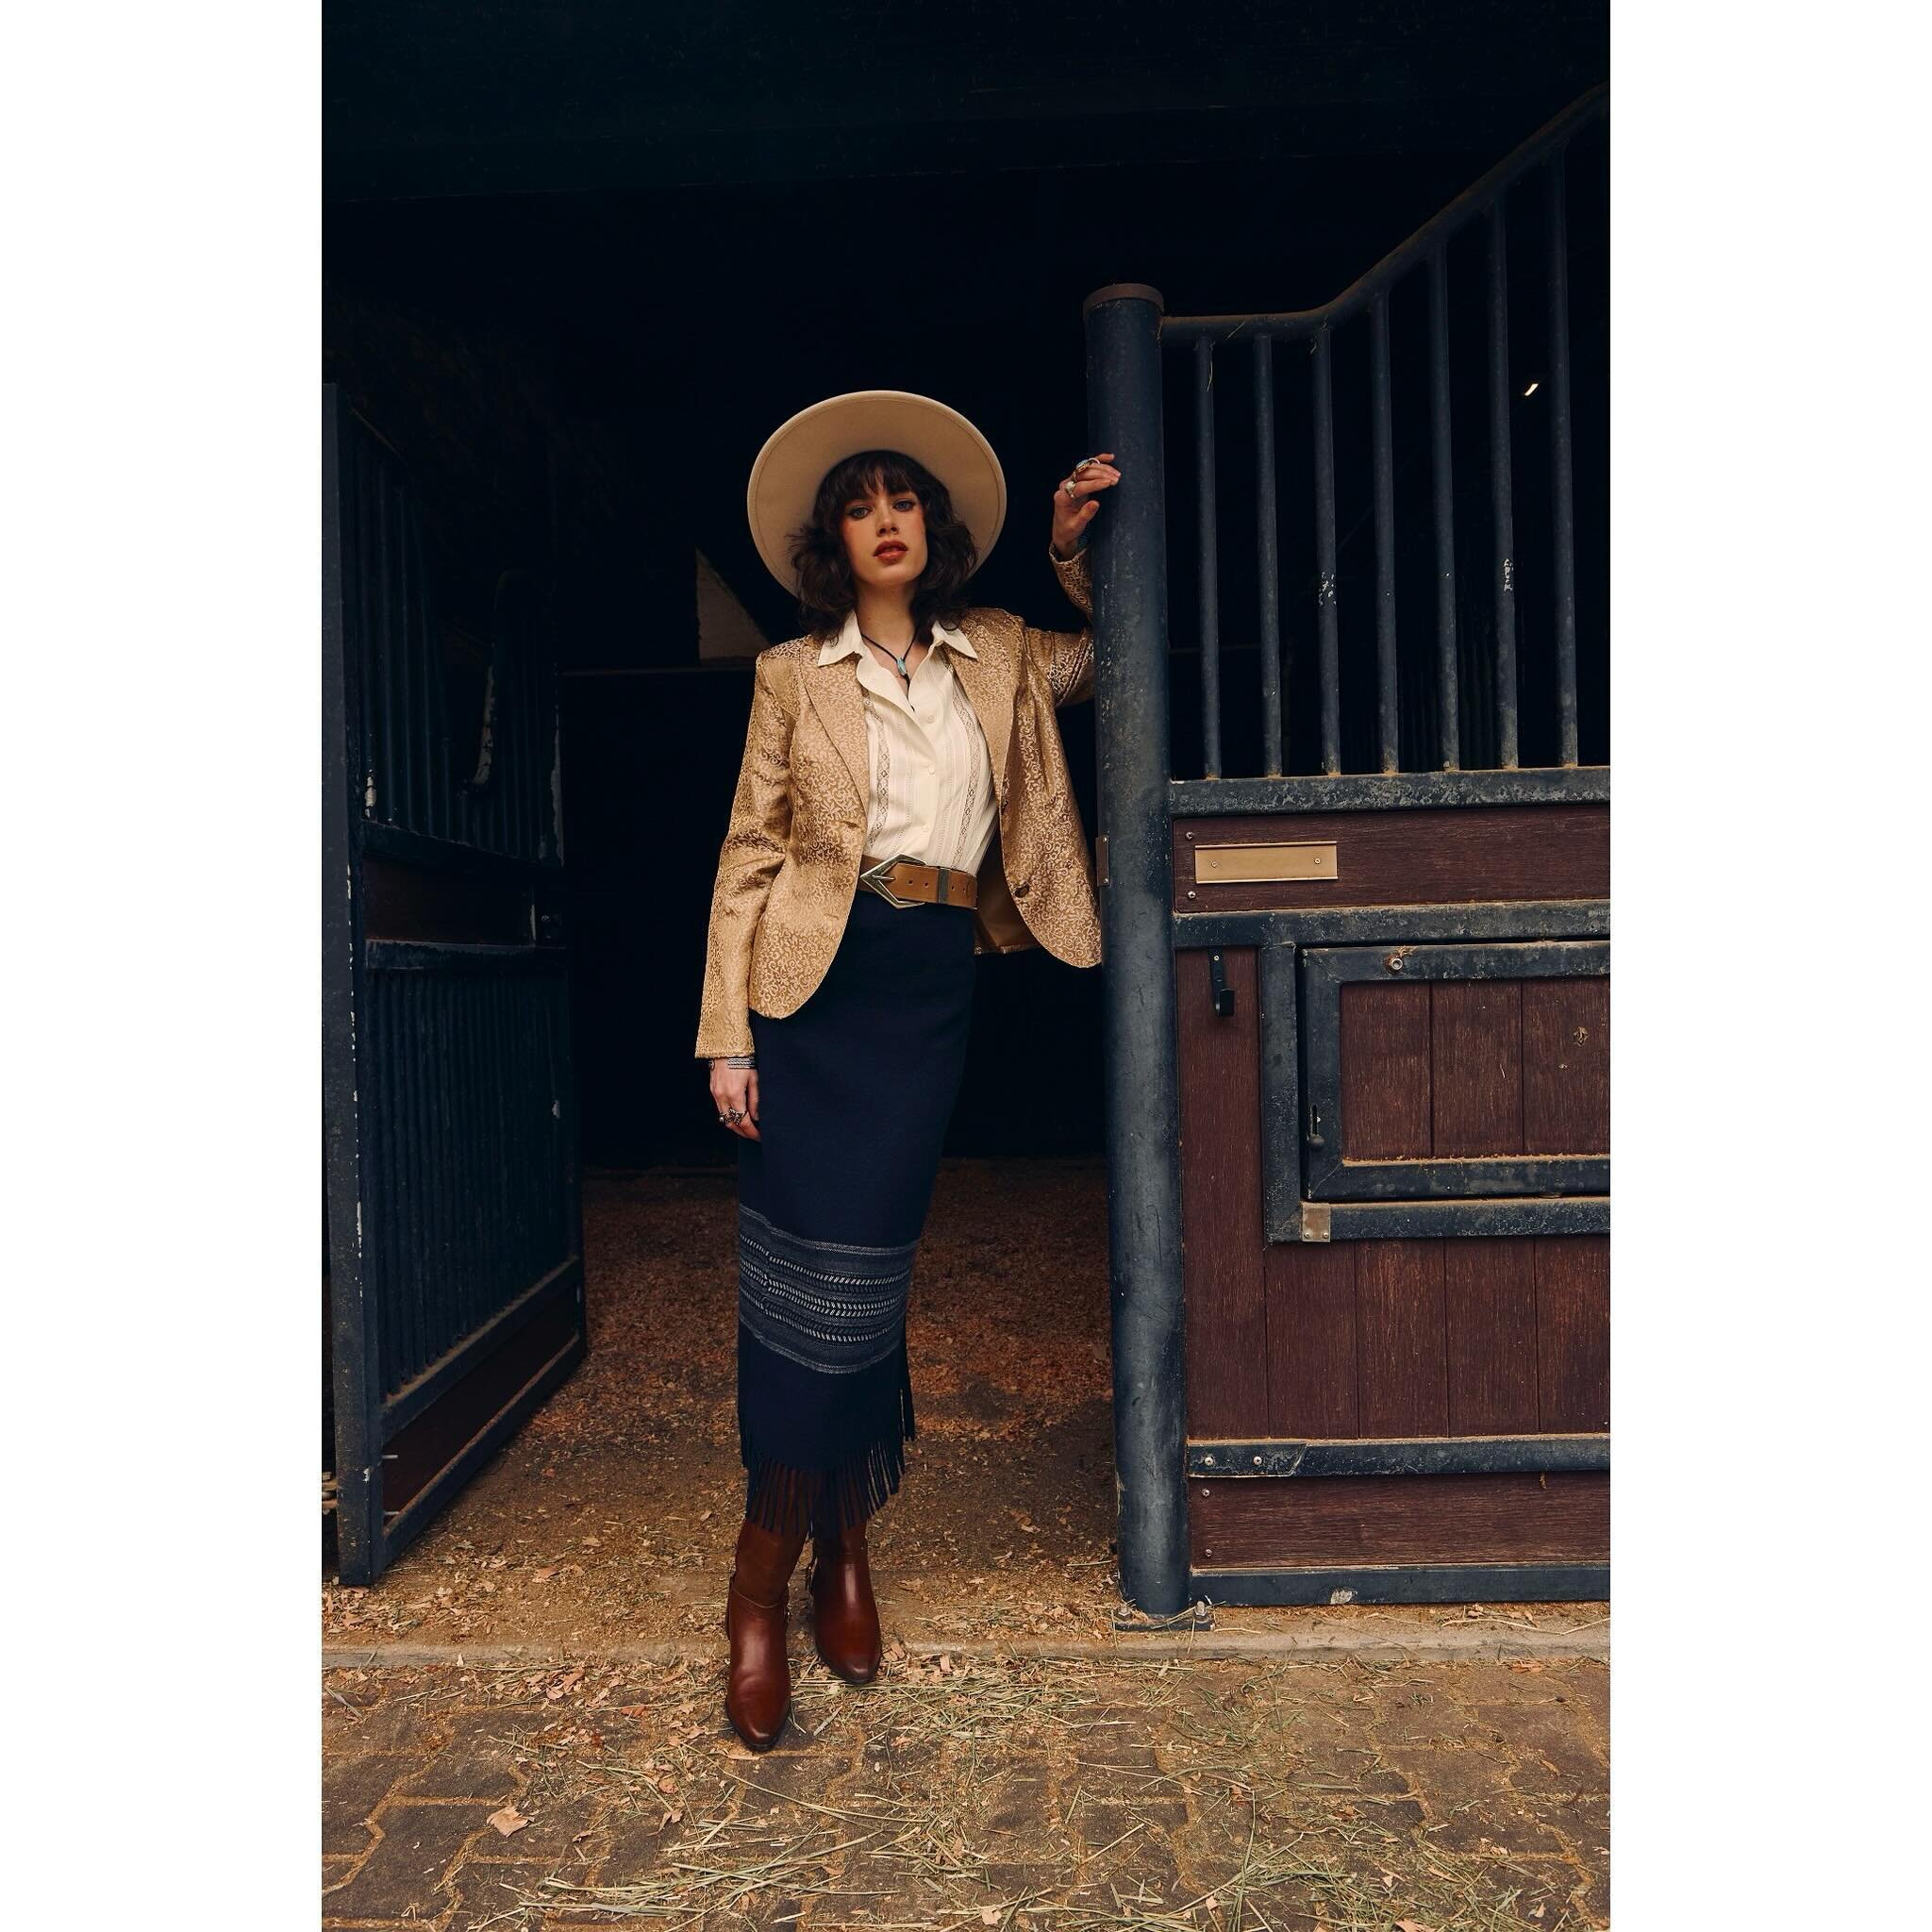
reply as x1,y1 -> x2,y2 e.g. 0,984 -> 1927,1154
739,1331 -> 918,1541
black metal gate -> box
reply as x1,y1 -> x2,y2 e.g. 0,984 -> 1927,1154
323,385 -> 586,1586
1086,89 -> 1610,1613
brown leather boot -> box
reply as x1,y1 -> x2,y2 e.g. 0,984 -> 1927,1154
808,1515 -> 883,1686
724,1515 -> 807,1751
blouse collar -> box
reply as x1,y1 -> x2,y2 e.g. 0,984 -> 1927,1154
817,609 -> 977,667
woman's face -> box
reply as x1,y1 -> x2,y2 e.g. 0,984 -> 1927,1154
839,475 -> 928,591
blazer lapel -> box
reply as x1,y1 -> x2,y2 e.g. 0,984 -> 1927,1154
801,655 -> 873,816
947,618 -> 1015,804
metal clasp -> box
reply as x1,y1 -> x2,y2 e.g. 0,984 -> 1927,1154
859,854 -> 923,908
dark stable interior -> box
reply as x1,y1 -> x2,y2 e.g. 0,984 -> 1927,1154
323,4 -> 1609,1168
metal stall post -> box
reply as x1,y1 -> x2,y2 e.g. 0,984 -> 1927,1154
1082,284 -> 1188,1615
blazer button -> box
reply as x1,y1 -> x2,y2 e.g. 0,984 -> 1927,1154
1013,878 -> 1031,898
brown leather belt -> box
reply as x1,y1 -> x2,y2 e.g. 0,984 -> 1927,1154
858,852 -> 979,909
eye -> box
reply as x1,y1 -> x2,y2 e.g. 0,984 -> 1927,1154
844,505 -> 869,519
893,497 -> 917,512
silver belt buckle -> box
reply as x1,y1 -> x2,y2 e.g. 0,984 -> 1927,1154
859,854 -> 924,908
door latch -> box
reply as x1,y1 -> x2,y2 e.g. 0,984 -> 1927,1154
1208,950 -> 1235,1017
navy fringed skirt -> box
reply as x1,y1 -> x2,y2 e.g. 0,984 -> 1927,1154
736,887 -> 976,1541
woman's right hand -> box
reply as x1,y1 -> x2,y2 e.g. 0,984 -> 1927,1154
708,1060 -> 760,1141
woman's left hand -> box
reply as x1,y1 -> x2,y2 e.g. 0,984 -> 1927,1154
1051,453 -> 1122,558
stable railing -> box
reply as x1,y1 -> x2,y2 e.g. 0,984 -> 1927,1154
1147,84 -> 1607,786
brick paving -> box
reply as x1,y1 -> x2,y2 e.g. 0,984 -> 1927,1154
324,1653 -> 1608,1929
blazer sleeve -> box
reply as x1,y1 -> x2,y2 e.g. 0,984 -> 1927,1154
694,650 -> 794,1059
1021,542 -> 1096,708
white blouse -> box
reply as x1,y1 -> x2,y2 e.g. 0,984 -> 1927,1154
815,610 -> 999,875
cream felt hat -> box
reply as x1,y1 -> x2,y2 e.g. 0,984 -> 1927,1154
745,390 -> 1007,593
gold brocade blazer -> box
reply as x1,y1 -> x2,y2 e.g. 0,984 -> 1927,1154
694,546 -> 1102,1059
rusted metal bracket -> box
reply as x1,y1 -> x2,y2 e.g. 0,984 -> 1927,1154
1112,1600 -> 1215,1634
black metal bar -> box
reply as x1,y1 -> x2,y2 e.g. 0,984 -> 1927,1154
1175,900 -> 1609,950
365,940 -> 554,974
1314,1156 -> 1610,1203
1158,85 -> 1607,344
1252,335 -> 1284,774
323,386 -> 383,1587
1546,155 -> 1580,767
1084,282 -> 1189,1617
1257,941 -> 1302,1244
1191,1563 -> 1608,1607
1321,1196 -> 1609,1239
1193,336 -> 1222,777
395,463 -> 421,832
358,817 -> 558,883
1369,293 -> 1398,772
1188,1434 -> 1610,1479
363,433 -> 392,827
1309,938 -> 1610,980
1428,249 -> 1460,769
1168,766 -> 1607,814
1488,200 -> 1520,769
1310,328 -> 1341,773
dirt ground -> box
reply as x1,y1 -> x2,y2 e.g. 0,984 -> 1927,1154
323,1162 -> 1607,1659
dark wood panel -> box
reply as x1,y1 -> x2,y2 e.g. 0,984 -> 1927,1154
1523,977 -> 1609,1154
1356,1240 -> 1448,1435
1536,1236 -> 1609,1430
1263,1242 -> 1358,1437
1340,981 -> 1432,1158
1444,1238 -> 1541,1433
1174,804 -> 1608,913
381,1292 -> 583,1516
1431,980 -> 1524,1155
1176,946 -> 1270,1435
1190,1472 -> 1609,1568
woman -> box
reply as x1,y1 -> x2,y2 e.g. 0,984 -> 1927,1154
695,389 -> 1121,1751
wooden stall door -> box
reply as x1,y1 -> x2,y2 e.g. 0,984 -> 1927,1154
1175,808 -> 1608,1604
323,386 -> 587,1586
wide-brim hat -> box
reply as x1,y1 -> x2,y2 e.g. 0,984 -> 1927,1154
745,390 -> 1007,593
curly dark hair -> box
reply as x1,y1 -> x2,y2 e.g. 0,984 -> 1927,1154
788,449 -> 979,641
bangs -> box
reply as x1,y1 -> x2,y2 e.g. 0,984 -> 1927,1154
819,451 -> 927,510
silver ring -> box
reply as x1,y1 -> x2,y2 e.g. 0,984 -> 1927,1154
1062,478 -> 1077,500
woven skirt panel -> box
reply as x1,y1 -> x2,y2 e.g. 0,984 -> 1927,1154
736,889 -> 975,1539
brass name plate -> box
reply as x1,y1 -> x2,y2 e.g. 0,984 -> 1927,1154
1194,841 -> 1340,885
